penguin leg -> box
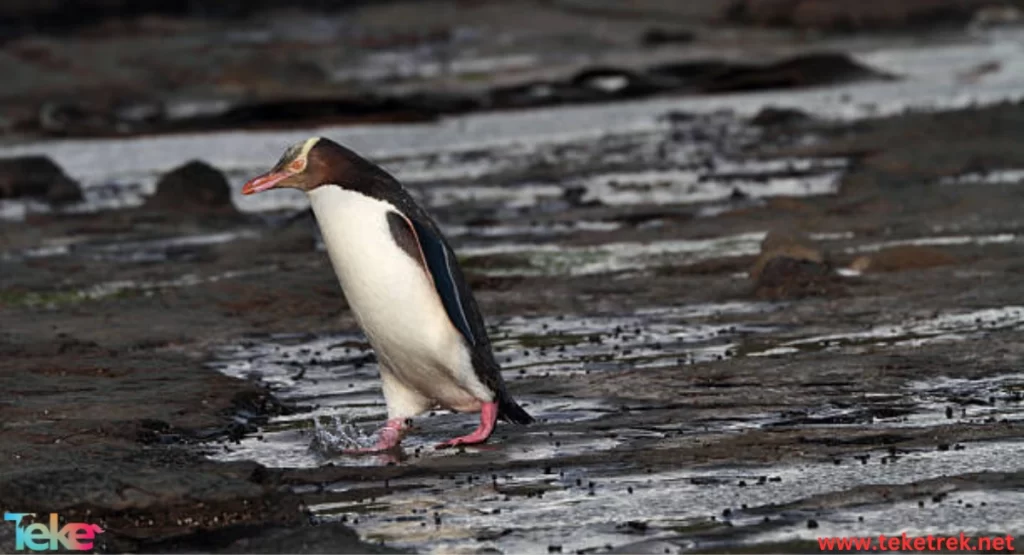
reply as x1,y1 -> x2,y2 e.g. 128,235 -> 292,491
345,367 -> 431,453
435,401 -> 498,449
349,417 -> 408,453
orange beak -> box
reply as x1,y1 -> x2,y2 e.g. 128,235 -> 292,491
242,170 -> 290,195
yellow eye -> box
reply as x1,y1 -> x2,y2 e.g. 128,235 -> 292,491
290,160 -> 304,172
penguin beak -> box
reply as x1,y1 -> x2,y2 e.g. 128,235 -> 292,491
242,170 -> 290,195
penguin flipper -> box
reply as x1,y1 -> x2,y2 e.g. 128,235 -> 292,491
392,215 -> 476,347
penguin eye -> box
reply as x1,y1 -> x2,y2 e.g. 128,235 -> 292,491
289,160 -> 305,172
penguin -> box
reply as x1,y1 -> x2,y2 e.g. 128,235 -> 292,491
242,137 -> 534,451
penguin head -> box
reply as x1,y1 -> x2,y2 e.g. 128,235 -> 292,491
243,136 -> 399,198
242,137 -> 327,195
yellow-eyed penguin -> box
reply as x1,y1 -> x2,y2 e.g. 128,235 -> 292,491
242,137 -> 533,451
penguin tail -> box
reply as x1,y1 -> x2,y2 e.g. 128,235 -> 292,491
498,394 -> 535,425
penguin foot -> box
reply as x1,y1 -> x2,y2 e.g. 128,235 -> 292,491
345,418 -> 405,454
435,402 -> 498,449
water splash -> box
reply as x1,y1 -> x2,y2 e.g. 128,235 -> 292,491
311,414 -> 378,453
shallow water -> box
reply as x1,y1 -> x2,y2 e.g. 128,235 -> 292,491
207,302 -> 780,467
206,301 -> 1024,553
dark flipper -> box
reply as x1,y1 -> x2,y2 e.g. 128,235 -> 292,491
408,218 -> 476,346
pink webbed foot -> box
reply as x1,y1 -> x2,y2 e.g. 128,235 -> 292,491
344,418 -> 407,454
435,402 -> 498,449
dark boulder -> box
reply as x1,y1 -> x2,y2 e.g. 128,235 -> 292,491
0,155 -> 82,204
754,256 -> 845,300
144,160 -> 238,214
749,229 -> 824,281
640,28 -> 696,48
751,229 -> 845,300
751,106 -> 812,127
727,0 -> 1003,31
569,67 -> 672,98
650,52 -> 892,94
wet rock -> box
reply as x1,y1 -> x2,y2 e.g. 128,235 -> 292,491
970,5 -> 1024,29
751,229 -> 843,300
727,0 -> 1003,30
38,98 -> 166,137
684,52 -> 893,93
569,67 -> 671,98
640,27 -> 696,47
751,106 -> 812,127
647,52 -> 891,94
220,521 -> 402,554
29,94 -> 457,137
183,96 -> 446,131
144,160 -> 238,214
750,229 -> 824,281
851,246 -> 957,273
811,102 -> 1024,196
113,99 -> 165,128
486,52 -> 888,116
754,256 -> 844,300
0,155 -> 82,204
661,110 -> 697,124
38,102 -> 113,136
766,197 -> 819,214
0,0 -> 373,41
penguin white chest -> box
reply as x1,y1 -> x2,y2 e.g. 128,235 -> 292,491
307,185 -> 479,411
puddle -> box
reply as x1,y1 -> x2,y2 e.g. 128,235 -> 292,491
576,159 -> 844,207
79,266 -> 282,300
898,374 -> 1024,427
444,220 -> 622,240
491,308 -> 776,375
850,233 -> 1018,252
773,306 -> 1024,353
330,52 -> 538,85
461,231 -> 767,276
942,169 -> 1024,185
762,371 -> 1024,430
2,230 -> 260,263
206,302 -> 780,468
